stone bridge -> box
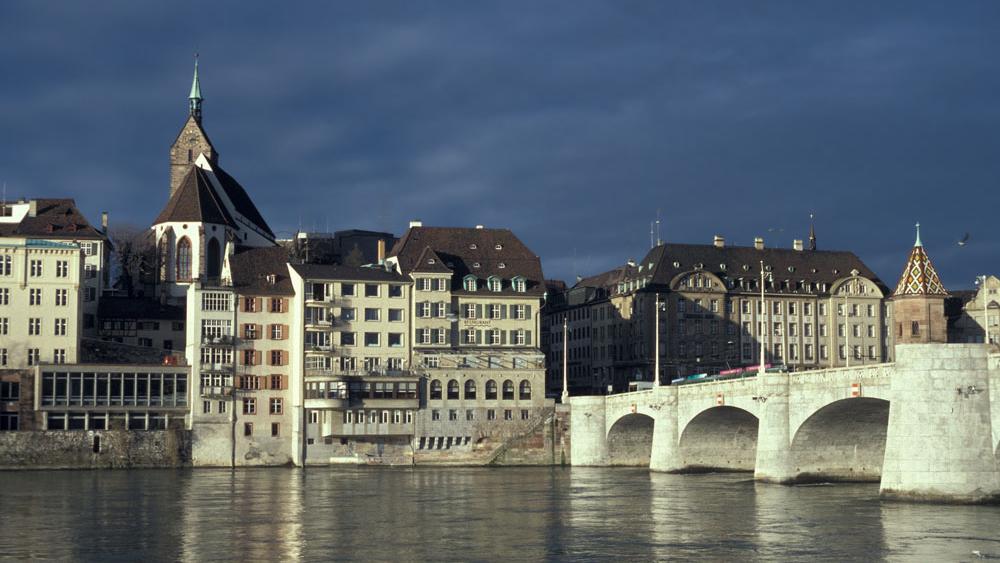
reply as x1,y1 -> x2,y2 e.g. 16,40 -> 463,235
571,344 -> 1000,503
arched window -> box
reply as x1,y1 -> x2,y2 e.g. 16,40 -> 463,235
158,234 -> 170,281
463,275 -> 477,292
175,237 -> 192,281
447,379 -> 459,400
519,380 -> 531,400
429,379 -> 442,400
485,380 -> 497,400
464,380 -> 476,400
502,380 -> 514,400
206,237 -> 221,279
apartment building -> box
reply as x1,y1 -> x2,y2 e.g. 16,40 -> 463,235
186,246 -> 296,466
289,261 -> 416,464
948,274 -> 1000,346
387,223 -> 550,459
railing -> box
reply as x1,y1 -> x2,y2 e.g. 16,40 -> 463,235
200,335 -> 253,349
305,368 -> 421,378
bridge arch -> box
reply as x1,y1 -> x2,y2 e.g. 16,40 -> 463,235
790,397 -> 890,483
678,406 -> 758,472
606,413 -> 654,466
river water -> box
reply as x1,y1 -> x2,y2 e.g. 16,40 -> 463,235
0,467 -> 998,561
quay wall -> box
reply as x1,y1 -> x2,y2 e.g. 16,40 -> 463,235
0,429 -> 192,470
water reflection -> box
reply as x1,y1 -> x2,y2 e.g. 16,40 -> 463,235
1,468 -> 999,561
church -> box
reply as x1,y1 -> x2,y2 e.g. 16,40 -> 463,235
152,60 -> 276,304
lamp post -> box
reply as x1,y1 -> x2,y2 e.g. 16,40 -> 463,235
976,275 -> 991,348
844,269 -> 859,367
562,316 -> 569,403
758,261 -> 770,376
653,294 -> 666,387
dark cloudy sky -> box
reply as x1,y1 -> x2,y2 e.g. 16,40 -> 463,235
3,2 -> 999,289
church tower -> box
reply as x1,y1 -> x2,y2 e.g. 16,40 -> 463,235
890,223 -> 949,344
169,58 -> 217,197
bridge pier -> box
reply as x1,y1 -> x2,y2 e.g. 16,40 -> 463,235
881,344 -> 1000,504
568,396 -> 608,466
753,372 -> 797,484
649,386 -> 682,472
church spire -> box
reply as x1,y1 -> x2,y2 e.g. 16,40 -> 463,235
914,222 -> 922,247
189,56 -> 203,122
808,213 -> 816,251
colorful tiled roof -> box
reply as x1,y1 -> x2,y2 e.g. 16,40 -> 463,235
893,225 -> 947,297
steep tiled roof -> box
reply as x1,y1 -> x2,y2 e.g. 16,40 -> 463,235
154,166 -> 234,226
212,164 -> 274,238
0,199 -> 106,240
230,246 -> 295,296
893,244 -> 948,297
290,262 -> 408,283
639,242 -> 888,295
389,226 -> 545,296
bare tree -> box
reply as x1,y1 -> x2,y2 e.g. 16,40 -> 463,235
109,224 -> 155,297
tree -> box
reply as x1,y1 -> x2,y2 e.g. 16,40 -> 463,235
109,224 -> 156,297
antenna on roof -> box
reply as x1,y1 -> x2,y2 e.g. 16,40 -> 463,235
655,208 -> 662,246
649,221 -> 654,249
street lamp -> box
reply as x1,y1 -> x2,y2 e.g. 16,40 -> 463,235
975,275 -> 991,348
562,316 -> 569,403
844,269 -> 859,367
654,293 -> 667,387
758,261 -> 772,376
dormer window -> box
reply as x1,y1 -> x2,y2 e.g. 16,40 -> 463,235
473,262 -> 481,269
463,275 -> 477,292
498,262 -> 506,269
488,276 -> 502,292
428,258 -> 436,265
469,243 -> 478,250
495,244 -> 503,250
512,276 -> 526,293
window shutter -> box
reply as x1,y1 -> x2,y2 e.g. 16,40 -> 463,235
254,350 -> 262,366
239,298 -> 246,313
281,298 -> 289,312
258,376 -> 267,389
501,305 -> 507,319
255,324 -> 264,339
501,331 -> 507,345
525,330 -> 532,346
240,323 -> 248,338
281,324 -> 289,340
282,375 -> 289,390
476,304 -> 483,319
525,305 -> 532,319
476,330 -> 482,345
256,297 -> 264,312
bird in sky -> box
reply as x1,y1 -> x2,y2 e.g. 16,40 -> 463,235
958,233 -> 971,246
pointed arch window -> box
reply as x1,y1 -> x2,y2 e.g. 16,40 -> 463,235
158,234 -> 171,281
206,237 -> 221,280
176,237 -> 193,281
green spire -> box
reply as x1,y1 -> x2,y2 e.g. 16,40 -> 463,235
914,222 -> 922,247
189,56 -> 202,121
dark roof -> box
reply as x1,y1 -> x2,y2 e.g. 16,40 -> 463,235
230,246 -> 295,296
0,199 -> 106,240
640,242 -> 888,295
291,262 -> 408,283
98,296 -> 184,320
212,164 -> 274,239
154,166 -> 234,226
577,265 -> 635,290
411,246 -> 453,273
389,226 -> 545,296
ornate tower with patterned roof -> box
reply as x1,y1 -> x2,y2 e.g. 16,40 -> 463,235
890,223 -> 948,344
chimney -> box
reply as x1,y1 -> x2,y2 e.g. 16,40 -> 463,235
377,238 -> 386,265
754,237 -> 764,250
626,258 -> 636,267
475,224 -> 484,229
793,239 -> 803,251
28,200 -> 37,217
101,211 -> 109,233
409,220 -> 422,228
713,235 -> 725,248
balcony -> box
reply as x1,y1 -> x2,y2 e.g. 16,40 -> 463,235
328,421 -> 415,437
200,385 -> 234,399
200,335 -> 252,349
304,368 -> 421,378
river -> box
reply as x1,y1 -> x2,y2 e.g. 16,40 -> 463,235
0,468 -> 998,561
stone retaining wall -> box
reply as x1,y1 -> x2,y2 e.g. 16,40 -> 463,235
0,430 -> 192,470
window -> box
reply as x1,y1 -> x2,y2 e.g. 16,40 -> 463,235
341,332 -> 356,346
28,318 -> 41,336
270,324 -> 284,339
804,303 -> 812,316
270,398 -> 283,415
419,278 -> 431,291
270,298 -> 284,313
519,380 -> 531,400
430,380 -> 442,400
431,410 -> 440,421
514,304 -> 526,320
244,422 -> 253,436
447,380 -> 459,400
488,277 -> 502,292
27,349 -> 39,366
364,332 -> 380,347
805,344 -> 814,360
388,333 -> 402,347
270,350 -> 284,366
218,401 -> 227,414
30,259 -> 42,277
490,304 -> 502,319
202,292 -> 231,312
504,409 -> 513,420
434,279 -> 447,291
419,302 -> 431,318
365,284 -> 379,297
710,299 -> 719,313
389,308 -> 404,322
818,303 -> 827,316
1,381 -> 20,401
463,276 -> 477,292
512,277 -> 526,292
245,324 -> 259,340
203,400 -> 211,414
521,409 -> 530,420
464,380 -> 477,399
0,318 -> 7,335
465,303 -> 477,319
820,345 -> 828,360
175,237 -> 192,280
270,375 -> 283,390
389,284 -> 404,297
502,380 -> 515,400
419,328 -> 431,345
365,308 -> 380,321
341,283 -> 355,296
514,329 -> 526,345
911,321 -> 919,336
54,318 -> 67,336
491,329 -> 502,345
465,329 -> 477,344
29,288 -> 41,306
0,255 -> 10,276
466,410 -> 475,421
271,423 -> 280,437
437,328 -> 447,344
487,409 -> 496,420
243,398 -> 257,415
867,324 -> 876,338
485,380 -> 497,400
423,356 -> 439,368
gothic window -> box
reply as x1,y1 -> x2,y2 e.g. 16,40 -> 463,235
176,237 -> 192,281
206,237 -> 221,279
158,235 -> 170,281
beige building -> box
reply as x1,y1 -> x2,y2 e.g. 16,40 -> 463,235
948,275 -> 1000,347
289,261 -> 416,464
386,223 -> 551,459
